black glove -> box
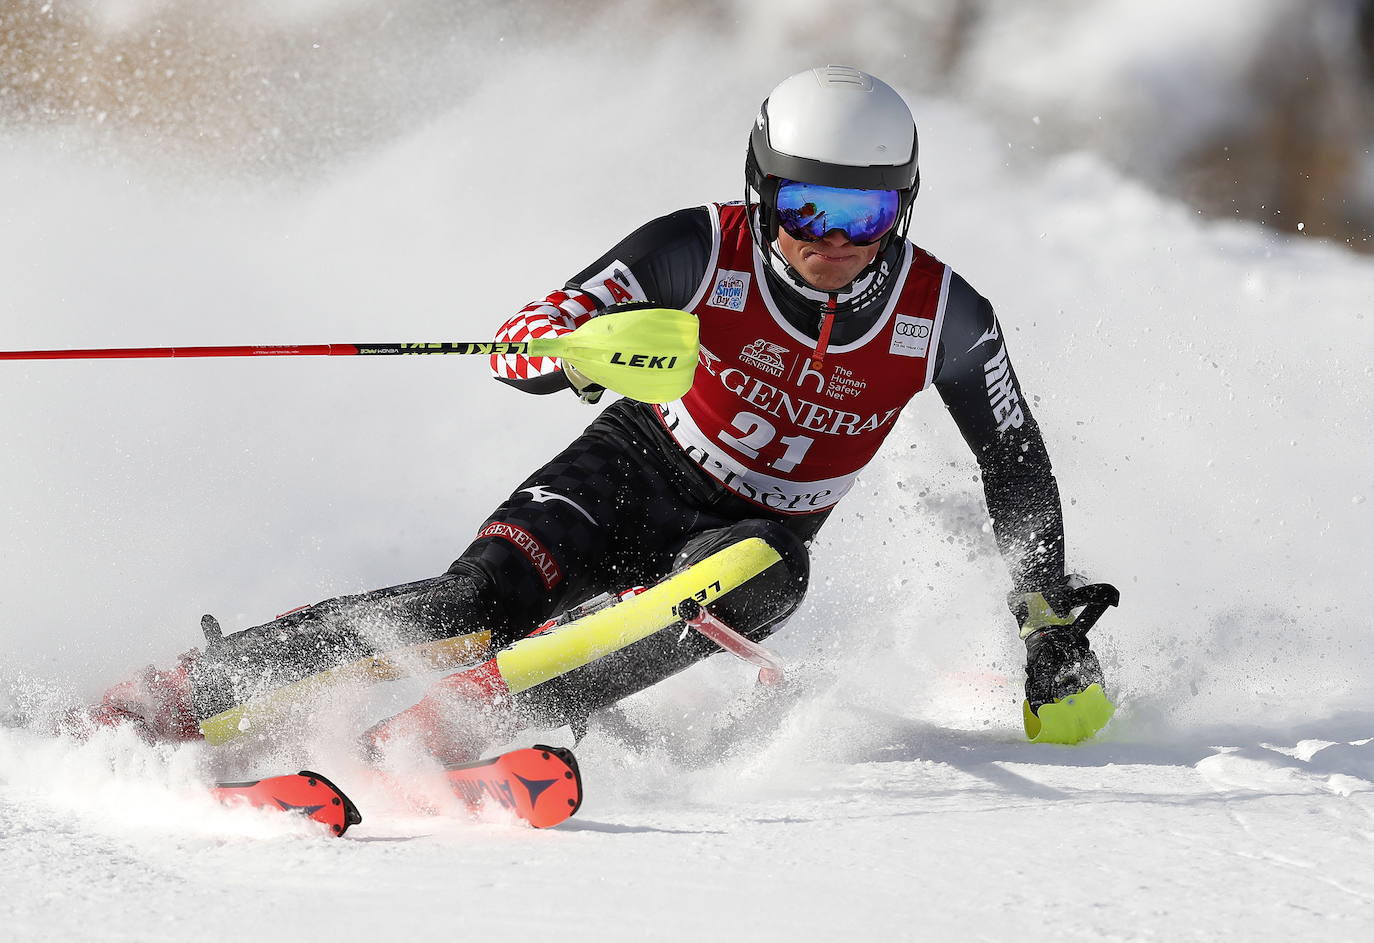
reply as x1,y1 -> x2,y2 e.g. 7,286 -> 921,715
1008,578 -> 1119,713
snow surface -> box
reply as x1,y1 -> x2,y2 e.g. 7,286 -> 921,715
3,8 -> 1374,942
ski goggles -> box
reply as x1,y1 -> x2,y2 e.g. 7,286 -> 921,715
774,180 -> 901,245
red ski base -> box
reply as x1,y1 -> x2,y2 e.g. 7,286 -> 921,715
441,745 -> 582,829
211,746 -> 583,836
211,770 -> 363,837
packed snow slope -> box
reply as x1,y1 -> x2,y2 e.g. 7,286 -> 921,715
2,9 -> 1373,943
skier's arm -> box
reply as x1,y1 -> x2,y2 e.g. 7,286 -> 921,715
932,273 -> 1066,592
490,207 -> 714,395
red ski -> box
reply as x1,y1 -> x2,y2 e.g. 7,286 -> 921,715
211,770 -> 363,837
439,745 -> 583,829
210,746 -> 583,836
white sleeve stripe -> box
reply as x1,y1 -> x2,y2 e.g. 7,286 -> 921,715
683,203 -> 723,312
922,264 -> 953,390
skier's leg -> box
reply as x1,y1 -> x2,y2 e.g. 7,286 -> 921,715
86,409 -> 672,740
186,438 -> 632,718
186,571 -> 505,719
78,656 -> 204,742
69,572 -> 504,742
364,517 -> 812,760
515,517 -> 811,723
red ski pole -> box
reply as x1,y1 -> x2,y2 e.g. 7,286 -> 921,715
0,341 -> 509,360
0,307 -> 702,403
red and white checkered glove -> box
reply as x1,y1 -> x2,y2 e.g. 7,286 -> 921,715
490,289 -> 605,400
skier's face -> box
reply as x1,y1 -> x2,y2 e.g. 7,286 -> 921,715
777,228 -> 880,292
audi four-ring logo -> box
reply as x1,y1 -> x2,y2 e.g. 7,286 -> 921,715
895,322 -> 930,337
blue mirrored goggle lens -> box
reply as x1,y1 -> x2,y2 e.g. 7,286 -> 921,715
775,180 -> 900,245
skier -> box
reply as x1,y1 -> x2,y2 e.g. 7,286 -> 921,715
87,66 -> 1115,753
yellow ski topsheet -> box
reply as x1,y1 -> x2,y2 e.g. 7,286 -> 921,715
495,536 -> 782,694
197,629 -> 491,745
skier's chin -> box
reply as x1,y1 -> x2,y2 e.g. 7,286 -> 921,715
796,259 -> 868,292
777,232 -> 878,292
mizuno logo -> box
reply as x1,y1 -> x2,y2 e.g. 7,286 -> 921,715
517,485 -> 596,525
273,799 -> 325,816
967,322 -> 1000,353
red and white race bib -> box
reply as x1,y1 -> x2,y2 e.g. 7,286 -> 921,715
656,203 -> 951,514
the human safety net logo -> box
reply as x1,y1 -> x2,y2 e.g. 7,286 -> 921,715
707,269 -> 751,312
889,314 -> 934,358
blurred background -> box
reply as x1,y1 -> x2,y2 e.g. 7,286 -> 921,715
4,0 -> 1371,249
1,1 -> 1371,736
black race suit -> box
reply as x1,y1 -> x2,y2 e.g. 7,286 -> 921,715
189,205 -> 1065,726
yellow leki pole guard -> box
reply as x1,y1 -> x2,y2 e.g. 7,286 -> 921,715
530,307 -> 699,404
1022,683 -> 1115,745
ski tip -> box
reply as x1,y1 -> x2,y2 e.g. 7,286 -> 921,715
442,744 -> 583,829
297,770 -> 364,834
533,745 -> 584,825
1023,683 -> 1116,745
212,770 -> 363,837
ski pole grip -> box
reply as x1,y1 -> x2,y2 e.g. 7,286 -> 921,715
1068,583 -> 1120,635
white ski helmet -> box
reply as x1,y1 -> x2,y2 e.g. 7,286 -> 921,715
746,66 -> 920,302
